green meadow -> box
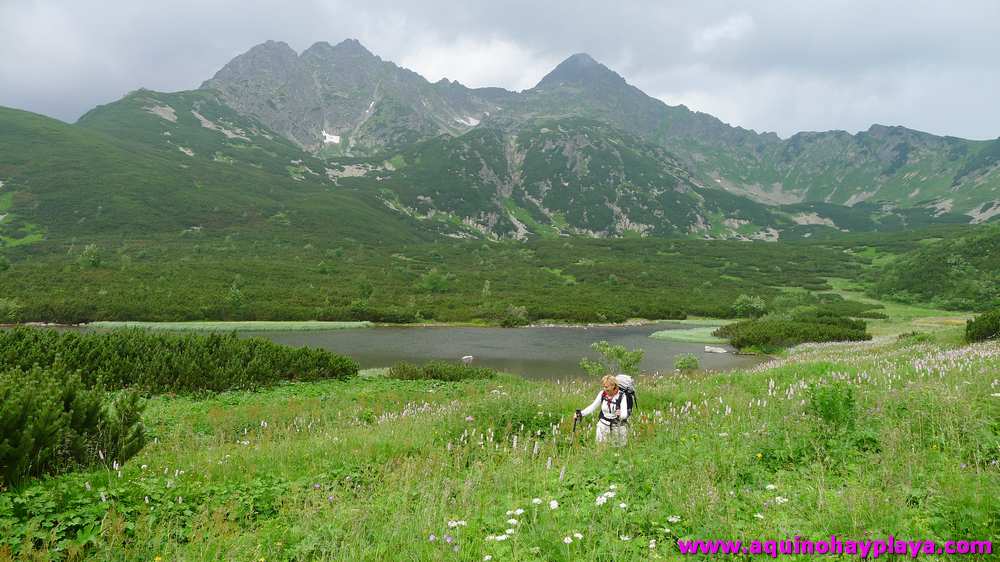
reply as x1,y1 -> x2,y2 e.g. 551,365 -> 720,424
3,325 -> 998,560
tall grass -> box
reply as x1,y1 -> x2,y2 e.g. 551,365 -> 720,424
2,335 -> 998,560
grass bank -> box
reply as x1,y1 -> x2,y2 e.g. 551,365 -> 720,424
648,319 -> 733,343
87,321 -> 372,332
3,330 -> 997,560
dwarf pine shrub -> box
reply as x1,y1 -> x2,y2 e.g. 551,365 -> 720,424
673,353 -> 700,371
965,308 -> 1000,342
388,361 -> 496,382
0,366 -> 145,486
0,327 -> 358,394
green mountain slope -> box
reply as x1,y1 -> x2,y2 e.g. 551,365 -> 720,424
0,101 -> 442,246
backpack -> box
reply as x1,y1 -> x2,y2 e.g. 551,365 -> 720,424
614,374 -> 637,412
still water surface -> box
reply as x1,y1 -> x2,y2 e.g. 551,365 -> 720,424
248,322 -> 762,379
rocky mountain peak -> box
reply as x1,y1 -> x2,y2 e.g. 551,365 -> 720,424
534,52 -> 625,90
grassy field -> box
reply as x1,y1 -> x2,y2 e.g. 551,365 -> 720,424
4,328 -> 998,560
87,321 -> 373,332
825,278 -> 974,337
649,319 -> 733,343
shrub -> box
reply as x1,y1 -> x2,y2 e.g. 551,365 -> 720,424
580,341 -> 644,377
0,366 -> 146,486
732,294 -> 767,318
387,361 -> 496,381
713,315 -> 870,350
808,381 -> 857,433
499,304 -> 529,328
673,353 -> 700,371
0,327 -> 359,394
0,297 -> 21,322
966,309 -> 1000,342
897,331 -> 934,345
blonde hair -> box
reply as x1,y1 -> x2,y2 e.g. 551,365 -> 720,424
601,375 -> 618,388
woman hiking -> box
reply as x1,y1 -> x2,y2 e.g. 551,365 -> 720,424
575,374 -> 630,446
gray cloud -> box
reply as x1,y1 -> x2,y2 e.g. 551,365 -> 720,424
2,0 -> 999,139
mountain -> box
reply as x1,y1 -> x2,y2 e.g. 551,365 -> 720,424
198,41 -> 999,227
202,39 -> 514,156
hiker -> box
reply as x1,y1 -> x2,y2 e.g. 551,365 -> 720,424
575,374 -> 630,446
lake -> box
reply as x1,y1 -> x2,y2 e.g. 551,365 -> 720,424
246,322 -> 763,379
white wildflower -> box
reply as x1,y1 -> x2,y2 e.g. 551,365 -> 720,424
754,513 -> 764,519
505,528 -> 515,535
563,536 -> 573,544
596,495 -> 608,506
774,496 -> 789,505
620,535 -> 632,541
484,556 -> 493,561
514,508 -> 525,515
532,498 -> 543,505
667,515 -> 681,523
573,532 -> 583,540
496,533 -> 509,541
765,484 -> 777,490
507,518 -> 518,526
549,499 -> 559,510
619,502 -> 627,509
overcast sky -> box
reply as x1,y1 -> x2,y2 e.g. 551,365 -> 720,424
3,0 -> 999,139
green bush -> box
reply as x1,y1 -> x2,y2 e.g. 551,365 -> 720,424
673,353 -> 700,370
0,327 -> 359,394
965,309 -> 1000,342
499,304 -> 530,328
808,381 -> 857,433
732,294 -> 766,318
713,314 -> 870,350
0,366 -> 145,486
387,361 -> 496,381
897,331 -> 934,345
0,297 -> 21,322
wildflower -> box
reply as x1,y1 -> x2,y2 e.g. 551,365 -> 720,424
100,492 -> 107,502
505,510 -> 514,515
756,453 -> 762,460
327,495 -> 334,502
276,542 -> 283,548
466,415 -> 475,422
667,515 -> 681,523
260,420 -> 268,428
144,496 -> 149,504
505,528 -> 515,535
484,556 -> 493,561
507,518 -> 518,526
495,534 -> 508,542
774,496 -> 789,505
113,461 -> 120,471
549,500 -> 559,510
99,450 -> 105,460
444,535 -> 454,544
620,535 -> 632,541
428,534 -> 437,542
141,464 -> 148,470
595,495 -> 608,506
649,539 -> 657,549
514,508 -> 525,515
609,484 -> 617,490
532,498 -> 542,505
154,557 -> 162,562
574,532 -> 583,540
85,481 -> 92,491
604,491 -> 616,498
563,536 -> 573,544
619,502 -> 627,509
754,513 -> 764,520
765,484 -> 777,490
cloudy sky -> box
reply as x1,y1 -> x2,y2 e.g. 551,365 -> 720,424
3,0 -> 999,139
